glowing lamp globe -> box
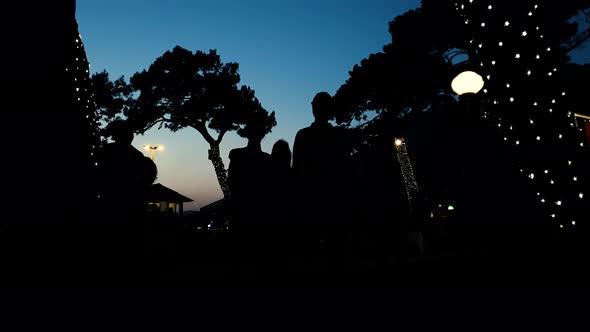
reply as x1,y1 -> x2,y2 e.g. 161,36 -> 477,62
451,70 -> 484,95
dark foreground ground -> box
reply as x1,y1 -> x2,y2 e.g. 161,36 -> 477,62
1,219 -> 589,289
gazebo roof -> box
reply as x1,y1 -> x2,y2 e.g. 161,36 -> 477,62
147,183 -> 193,203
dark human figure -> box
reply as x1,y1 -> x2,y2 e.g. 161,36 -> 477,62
226,121 -> 274,279
292,92 -> 354,273
270,139 -> 295,219
96,119 -> 158,279
268,139 -> 297,274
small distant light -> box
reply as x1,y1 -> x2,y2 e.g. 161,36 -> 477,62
579,193 -> 584,199
536,136 -> 541,141
505,21 -> 510,26
515,53 -> 521,59
573,177 -> 578,182
544,170 -> 549,174
522,31 -> 528,37
394,139 -> 403,147
556,201 -> 562,206
481,22 -> 486,27
448,205 -> 455,211
498,41 -> 503,46
572,221 -> 576,226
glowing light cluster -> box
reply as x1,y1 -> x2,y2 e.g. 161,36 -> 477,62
455,0 -> 587,228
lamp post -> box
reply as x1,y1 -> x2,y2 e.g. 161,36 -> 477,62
449,69 -> 485,237
143,144 -> 164,161
451,70 -> 484,115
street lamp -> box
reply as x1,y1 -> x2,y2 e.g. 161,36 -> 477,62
143,144 -> 164,160
451,70 -> 484,96
451,70 -> 484,117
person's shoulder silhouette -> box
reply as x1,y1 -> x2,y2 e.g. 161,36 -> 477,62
293,91 -> 350,183
98,120 -> 149,203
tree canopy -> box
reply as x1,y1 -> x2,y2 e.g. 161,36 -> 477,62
91,46 -> 276,196
334,0 -> 590,138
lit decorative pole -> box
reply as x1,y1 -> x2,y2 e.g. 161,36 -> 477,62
395,137 -> 419,210
143,144 -> 164,161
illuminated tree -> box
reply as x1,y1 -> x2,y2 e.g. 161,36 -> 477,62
448,0 -> 589,231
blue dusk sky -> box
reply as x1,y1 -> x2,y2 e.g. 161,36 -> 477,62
75,0 -> 590,210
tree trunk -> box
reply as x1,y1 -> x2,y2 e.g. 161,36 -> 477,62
208,144 -> 230,197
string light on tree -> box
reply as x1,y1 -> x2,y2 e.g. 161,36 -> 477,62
455,0 -> 588,229
394,138 -> 419,208
67,26 -> 102,201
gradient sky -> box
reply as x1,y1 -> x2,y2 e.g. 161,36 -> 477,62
76,0 -> 590,210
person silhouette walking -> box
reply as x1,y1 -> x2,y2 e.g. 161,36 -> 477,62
96,119 -> 157,279
292,92 -> 353,268
226,120 -> 274,279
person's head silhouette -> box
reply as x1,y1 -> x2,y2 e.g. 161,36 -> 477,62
272,139 -> 292,168
311,92 -> 333,123
239,120 -> 267,146
108,120 -> 134,145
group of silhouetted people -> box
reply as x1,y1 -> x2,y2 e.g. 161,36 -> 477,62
224,91 -> 361,277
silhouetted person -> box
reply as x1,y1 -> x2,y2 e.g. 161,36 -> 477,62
270,139 -> 295,218
226,120 -> 274,278
268,139 -> 297,272
96,119 -> 157,278
292,92 -> 354,270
